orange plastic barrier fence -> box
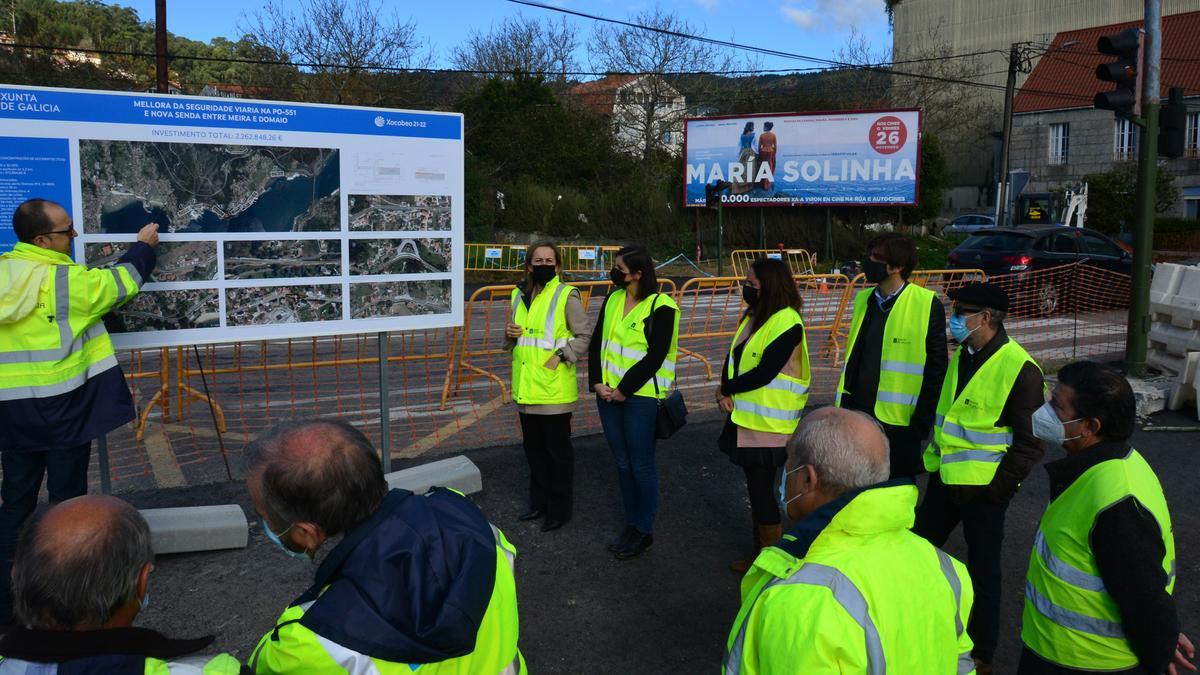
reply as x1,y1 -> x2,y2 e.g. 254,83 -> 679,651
94,264 -> 1127,493
730,248 -> 816,276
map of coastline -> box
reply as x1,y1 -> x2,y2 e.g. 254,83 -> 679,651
80,140 -> 340,234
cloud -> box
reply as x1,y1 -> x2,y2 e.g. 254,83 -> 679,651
780,0 -> 880,30
693,0 -> 720,9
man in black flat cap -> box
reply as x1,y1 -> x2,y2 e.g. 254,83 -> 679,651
914,281 -> 1046,674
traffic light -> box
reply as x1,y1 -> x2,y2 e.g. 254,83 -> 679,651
1094,28 -> 1142,118
705,180 -> 731,208
1159,87 -> 1187,159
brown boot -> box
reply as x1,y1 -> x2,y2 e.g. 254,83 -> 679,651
730,524 -> 784,573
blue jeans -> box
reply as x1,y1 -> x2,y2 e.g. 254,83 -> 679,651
597,396 -> 659,534
0,443 -> 91,622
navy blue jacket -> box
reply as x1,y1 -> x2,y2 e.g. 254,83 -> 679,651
0,242 -> 155,451
290,488 -> 500,663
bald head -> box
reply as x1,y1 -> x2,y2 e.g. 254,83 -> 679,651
13,495 -> 153,629
787,407 -> 890,497
248,418 -> 387,536
13,198 -> 69,243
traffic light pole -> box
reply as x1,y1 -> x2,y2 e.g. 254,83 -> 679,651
1125,0 -> 1161,377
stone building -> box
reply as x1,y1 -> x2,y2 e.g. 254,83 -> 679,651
1009,11 -> 1200,220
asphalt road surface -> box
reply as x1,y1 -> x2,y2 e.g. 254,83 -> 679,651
129,410 -> 1199,673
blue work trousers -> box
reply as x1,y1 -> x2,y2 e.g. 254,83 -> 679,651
597,395 -> 659,534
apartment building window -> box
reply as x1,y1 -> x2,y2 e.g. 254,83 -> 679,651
1114,118 -> 1138,161
1187,111 -> 1199,159
1049,123 -> 1069,165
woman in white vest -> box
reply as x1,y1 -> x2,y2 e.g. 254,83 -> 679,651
588,245 -> 679,560
504,242 -> 591,532
716,257 -> 811,573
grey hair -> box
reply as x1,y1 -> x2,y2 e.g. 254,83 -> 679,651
13,504 -> 153,629
987,308 -> 1007,329
248,418 -> 388,536
787,408 -> 890,496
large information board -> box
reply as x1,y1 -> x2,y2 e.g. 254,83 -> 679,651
683,109 -> 921,208
0,83 -> 463,349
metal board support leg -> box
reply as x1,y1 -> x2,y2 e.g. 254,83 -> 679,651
97,435 -> 111,495
377,331 -> 391,469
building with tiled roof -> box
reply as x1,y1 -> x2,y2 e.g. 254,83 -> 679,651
1007,11 -> 1200,221
569,74 -> 687,156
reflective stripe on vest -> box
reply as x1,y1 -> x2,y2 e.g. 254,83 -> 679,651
509,277 -> 577,405
924,340 -> 1039,486
0,251 -> 135,400
724,563 -> 885,675
599,290 -> 679,399
1022,448 -> 1175,671
727,309 -> 811,435
835,284 -> 934,426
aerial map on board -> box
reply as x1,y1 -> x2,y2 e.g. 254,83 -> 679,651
80,140 -> 340,233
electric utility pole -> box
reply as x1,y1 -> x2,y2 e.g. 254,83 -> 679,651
995,44 -> 1020,228
155,0 -> 168,94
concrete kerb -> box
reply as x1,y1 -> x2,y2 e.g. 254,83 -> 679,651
139,456 -> 481,554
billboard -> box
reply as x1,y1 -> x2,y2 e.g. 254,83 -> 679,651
0,83 -> 463,349
683,109 -> 921,208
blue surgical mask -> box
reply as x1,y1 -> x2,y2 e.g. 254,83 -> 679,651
139,590 -> 150,612
1032,402 -> 1082,448
777,464 -> 808,509
948,311 -> 981,343
262,518 -> 309,560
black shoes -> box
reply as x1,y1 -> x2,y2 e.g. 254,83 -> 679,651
518,508 -> 544,521
614,531 -> 653,560
541,518 -> 564,532
608,525 -> 637,552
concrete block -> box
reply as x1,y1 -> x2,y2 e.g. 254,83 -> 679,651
1148,350 -> 1186,377
1150,263 -> 1200,327
140,505 -> 248,555
1127,376 -> 1173,418
1148,324 -> 1200,357
386,455 -> 482,496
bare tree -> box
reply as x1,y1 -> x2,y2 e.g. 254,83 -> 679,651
240,0 -> 433,105
451,14 -> 579,84
588,8 -> 741,164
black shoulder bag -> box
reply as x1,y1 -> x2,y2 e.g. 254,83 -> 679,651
646,293 -> 687,439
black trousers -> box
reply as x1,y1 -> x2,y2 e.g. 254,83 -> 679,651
742,464 -> 781,526
913,473 -> 1008,664
519,412 -> 574,521
0,443 -> 92,622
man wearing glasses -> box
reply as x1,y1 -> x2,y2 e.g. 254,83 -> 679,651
0,198 -> 159,625
914,281 -> 1045,674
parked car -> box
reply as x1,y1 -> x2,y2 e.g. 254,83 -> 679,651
946,226 -> 1132,316
943,213 -> 996,235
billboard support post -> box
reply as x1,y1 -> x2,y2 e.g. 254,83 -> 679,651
717,202 -> 725,277
758,208 -> 766,249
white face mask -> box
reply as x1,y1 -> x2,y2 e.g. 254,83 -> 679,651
778,464 -> 808,509
1032,402 -> 1082,447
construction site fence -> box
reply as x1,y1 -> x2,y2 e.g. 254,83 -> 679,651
729,249 -> 817,276
86,262 -> 1129,493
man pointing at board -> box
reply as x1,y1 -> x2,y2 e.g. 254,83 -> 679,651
0,198 -> 159,624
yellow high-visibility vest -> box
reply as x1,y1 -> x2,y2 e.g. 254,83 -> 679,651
923,339 -> 1041,485
1022,448 -> 1175,671
836,283 -> 935,426
599,290 -> 679,399
509,276 -> 578,405
727,308 -> 810,435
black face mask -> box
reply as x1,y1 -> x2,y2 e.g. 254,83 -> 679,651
530,265 -> 556,285
863,258 -> 890,284
742,284 -> 759,306
610,267 -> 629,288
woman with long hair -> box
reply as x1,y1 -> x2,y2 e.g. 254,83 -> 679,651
716,257 -> 810,572
731,121 -> 758,195
588,245 -> 679,560
504,242 -> 591,532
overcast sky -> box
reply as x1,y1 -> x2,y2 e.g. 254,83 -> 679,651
103,0 -> 894,75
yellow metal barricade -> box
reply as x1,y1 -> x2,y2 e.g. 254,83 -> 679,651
560,245 -> 621,278
463,243 -> 528,273
730,248 -> 816,276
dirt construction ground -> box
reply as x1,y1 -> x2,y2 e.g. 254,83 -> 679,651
129,411 -> 1200,674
